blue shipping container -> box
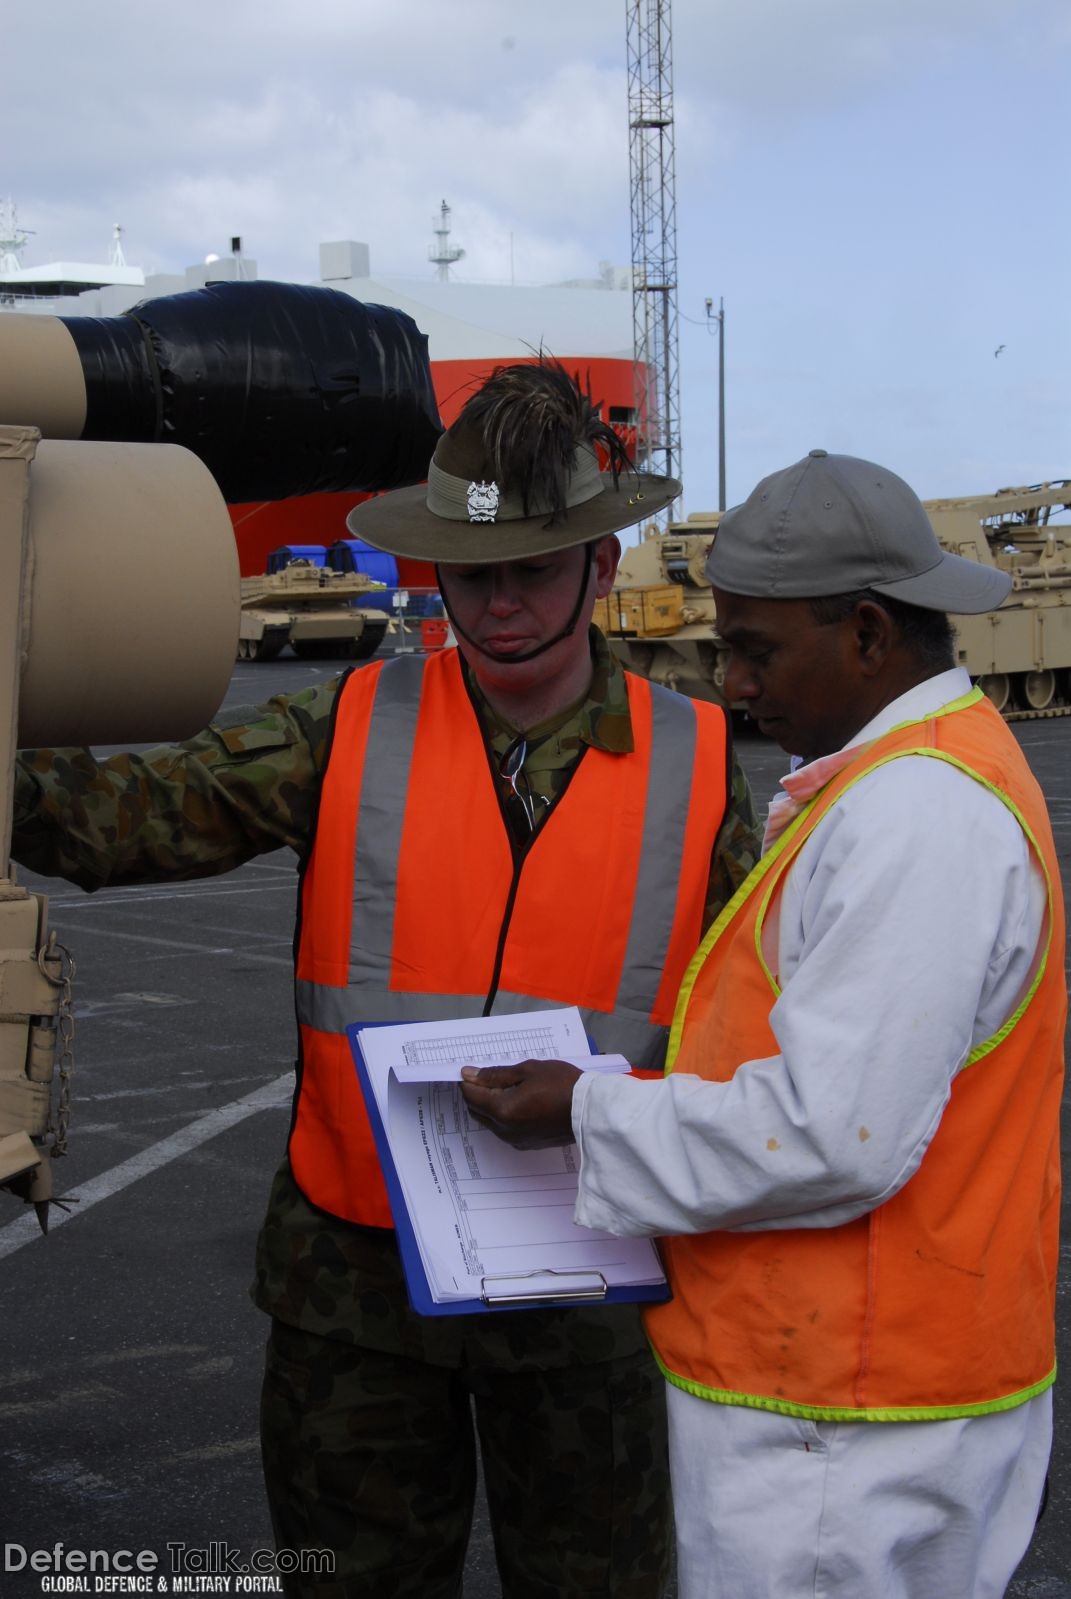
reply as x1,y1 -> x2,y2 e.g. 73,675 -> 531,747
327,540 -> 399,611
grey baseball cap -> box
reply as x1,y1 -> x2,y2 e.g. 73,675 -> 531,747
705,449 -> 1012,614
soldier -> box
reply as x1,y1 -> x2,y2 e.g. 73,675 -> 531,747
14,360 -> 759,1598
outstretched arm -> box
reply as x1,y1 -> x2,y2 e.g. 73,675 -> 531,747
13,678 -> 340,890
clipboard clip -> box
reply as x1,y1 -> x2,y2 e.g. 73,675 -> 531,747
480,1269 -> 608,1307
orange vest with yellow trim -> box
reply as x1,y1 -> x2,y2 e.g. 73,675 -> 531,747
646,689 -> 1064,1421
290,648 -> 730,1228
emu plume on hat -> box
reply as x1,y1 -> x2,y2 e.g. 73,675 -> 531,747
348,358 -> 680,562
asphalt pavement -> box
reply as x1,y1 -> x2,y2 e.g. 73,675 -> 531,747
1,653 -> 1068,1598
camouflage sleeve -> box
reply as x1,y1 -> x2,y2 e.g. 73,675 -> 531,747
703,746 -> 761,931
12,676 -> 343,893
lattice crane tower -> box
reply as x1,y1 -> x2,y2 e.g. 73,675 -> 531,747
626,0 -> 680,509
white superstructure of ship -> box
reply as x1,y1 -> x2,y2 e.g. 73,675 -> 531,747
0,200 -> 638,576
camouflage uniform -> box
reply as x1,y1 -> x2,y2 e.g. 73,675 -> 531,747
15,632 -> 759,1598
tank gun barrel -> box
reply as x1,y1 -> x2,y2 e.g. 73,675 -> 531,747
1011,565 -> 1071,586
0,284 -> 442,1222
925,483 -> 1071,526
0,282 -> 443,503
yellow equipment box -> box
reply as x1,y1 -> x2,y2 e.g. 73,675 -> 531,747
595,583 -> 685,638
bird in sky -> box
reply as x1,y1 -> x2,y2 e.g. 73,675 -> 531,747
994,344 -> 1006,358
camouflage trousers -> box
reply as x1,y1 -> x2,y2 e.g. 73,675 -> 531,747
260,1317 -> 671,1598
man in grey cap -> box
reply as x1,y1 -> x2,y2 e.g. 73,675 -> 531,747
462,449 -> 1065,1599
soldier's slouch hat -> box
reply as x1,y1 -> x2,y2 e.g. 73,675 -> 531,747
348,358 -> 679,563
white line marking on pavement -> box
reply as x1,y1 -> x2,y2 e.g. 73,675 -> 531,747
0,1384 -> 120,1419
0,1071 -> 294,1261
81,1073 -> 272,1102
45,881 -> 295,910
173,1435 -> 261,1462
84,1343 -> 208,1368
57,921 -> 294,967
167,920 -> 295,949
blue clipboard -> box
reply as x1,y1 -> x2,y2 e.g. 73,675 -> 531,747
348,1022 -> 670,1318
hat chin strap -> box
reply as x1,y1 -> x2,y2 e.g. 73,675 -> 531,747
435,545 -> 594,666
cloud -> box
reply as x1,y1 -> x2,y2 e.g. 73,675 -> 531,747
6,32 -> 634,284
4,0 -> 1068,508
6,0 -> 1061,275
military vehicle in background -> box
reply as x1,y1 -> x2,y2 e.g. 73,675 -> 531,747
595,511 -> 725,700
925,483 -> 1071,713
238,559 -> 389,661
597,481 -> 1071,720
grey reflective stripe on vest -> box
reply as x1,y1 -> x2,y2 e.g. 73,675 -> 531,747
296,984 -> 480,1032
294,983 -> 668,1070
296,659 -> 705,1071
614,683 -> 699,1015
346,654 -> 427,988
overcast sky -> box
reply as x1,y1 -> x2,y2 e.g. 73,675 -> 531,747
6,0 -> 1068,514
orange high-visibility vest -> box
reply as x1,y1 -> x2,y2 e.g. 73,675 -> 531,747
647,688 -> 1064,1421
290,649 -> 730,1227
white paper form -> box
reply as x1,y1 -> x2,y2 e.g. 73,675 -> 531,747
355,1009 -> 665,1305
359,1006 -> 603,1083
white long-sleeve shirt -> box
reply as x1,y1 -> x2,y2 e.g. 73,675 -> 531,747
573,668 -> 1047,1238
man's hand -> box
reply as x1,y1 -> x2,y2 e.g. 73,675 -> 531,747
459,1059 -> 582,1140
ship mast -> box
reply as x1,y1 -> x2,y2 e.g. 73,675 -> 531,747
626,0 -> 681,517
428,200 -> 465,283
0,199 -> 32,275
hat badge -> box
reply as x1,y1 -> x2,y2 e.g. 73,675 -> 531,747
467,481 -> 500,523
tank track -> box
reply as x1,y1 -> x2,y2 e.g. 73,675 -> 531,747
1003,704 -> 1071,722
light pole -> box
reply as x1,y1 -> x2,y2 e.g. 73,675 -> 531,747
704,296 -> 726,512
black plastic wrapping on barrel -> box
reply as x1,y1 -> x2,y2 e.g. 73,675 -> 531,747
61,314 -> 158,443
60,280 -> 443,501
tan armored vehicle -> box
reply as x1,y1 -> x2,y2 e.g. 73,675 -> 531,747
598,482 -> 1071,718
594,512 -> 726,697
239,560 -> 389,662
925,483 -> 1071,713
